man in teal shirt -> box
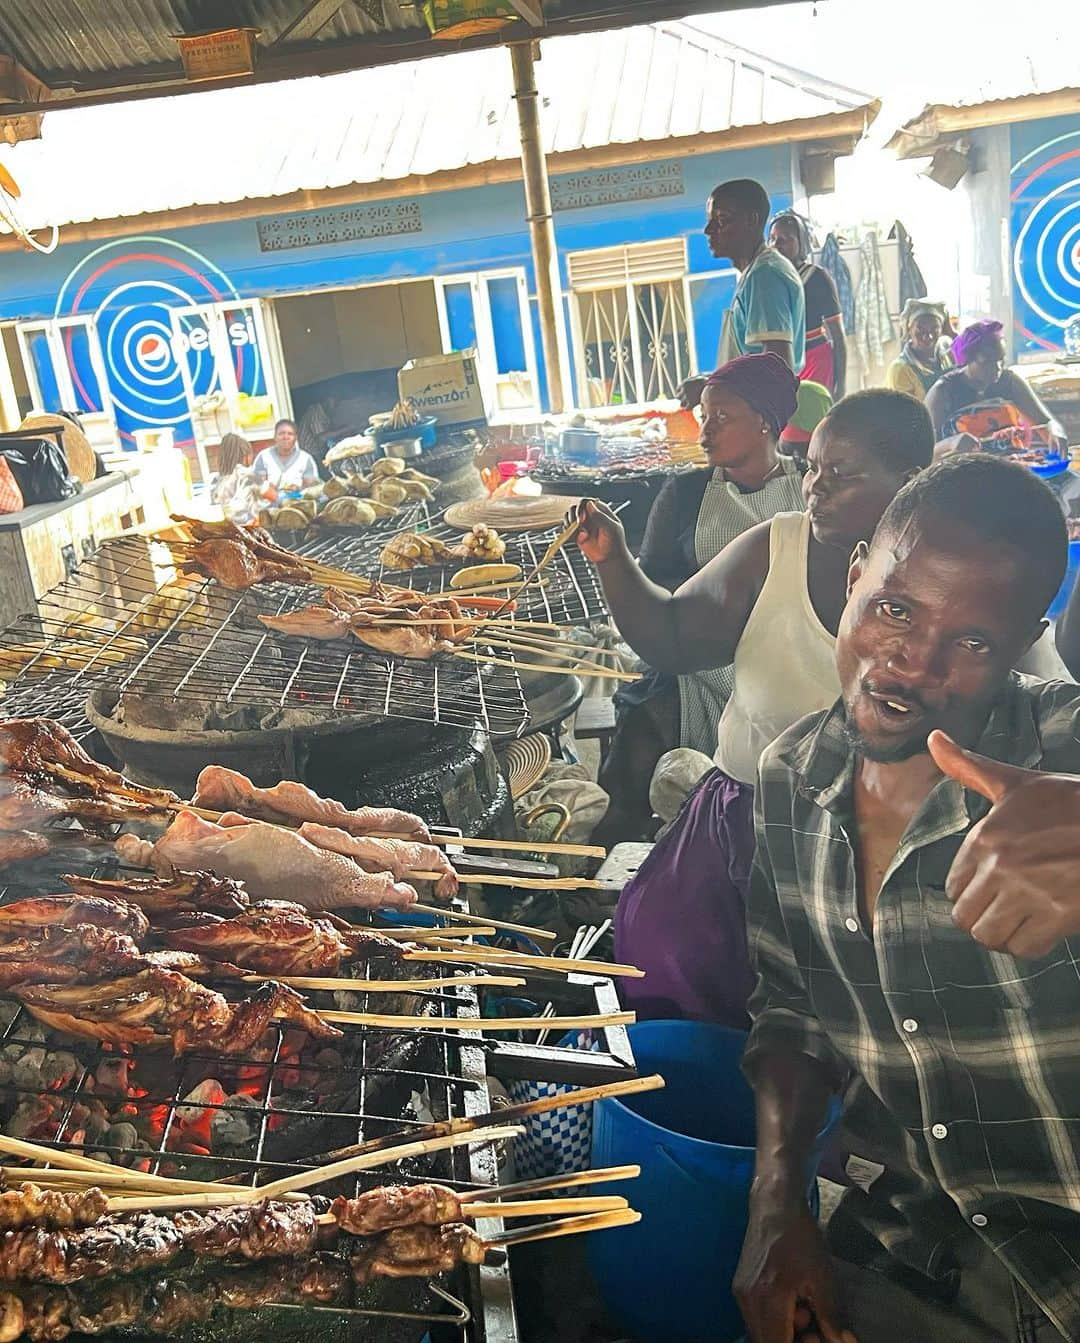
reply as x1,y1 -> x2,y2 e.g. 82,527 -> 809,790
680,179 -> 806,411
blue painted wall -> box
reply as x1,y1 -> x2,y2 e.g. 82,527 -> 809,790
0,141 -> 794,439
1009,113 -> 1080,358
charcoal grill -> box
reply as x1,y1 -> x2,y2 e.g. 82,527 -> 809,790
0,535 -> 529,737
0,854 -> 638,1342
299,520 -> 610,629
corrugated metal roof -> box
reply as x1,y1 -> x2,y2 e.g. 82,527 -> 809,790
0,19 -> 875,231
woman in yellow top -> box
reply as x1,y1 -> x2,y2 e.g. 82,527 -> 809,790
885,298 -> 951,401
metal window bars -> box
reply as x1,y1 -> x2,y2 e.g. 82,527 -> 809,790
0,534 -> 529,739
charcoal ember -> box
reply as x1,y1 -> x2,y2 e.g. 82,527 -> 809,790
103,1122 -> 139,1155
5,1096 -> 60,1139
92,1057 -> 133,1095
177,1079 -> 227,1129
11,1049 -> 48,1093
37,1052 -> 77,1091
210,1093 -> 260,1148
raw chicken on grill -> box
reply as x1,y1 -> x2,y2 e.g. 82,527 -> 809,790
159,901 -> 408,977
16,966 -> 341,1055
132,810 -> 419,911
193,764 -> 431,841
298,822 -> 457,899
64,869 -> 250,920
176,538 -> 305,591
0,719 -> 176,807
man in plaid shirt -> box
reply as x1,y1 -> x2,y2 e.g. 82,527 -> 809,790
736,456 -> 1080,1342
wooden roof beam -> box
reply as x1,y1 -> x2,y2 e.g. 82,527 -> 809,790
274,0 -> 353,44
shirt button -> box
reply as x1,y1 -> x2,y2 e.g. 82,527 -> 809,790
844,917 -> 860,933
931,1123 -> 948,1140
902,1018 -> 919,1034
972,1214 -> 988,1228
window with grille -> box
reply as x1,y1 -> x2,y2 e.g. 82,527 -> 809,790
567,239 -> 695,407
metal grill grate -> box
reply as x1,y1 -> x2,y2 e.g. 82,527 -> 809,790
301,521 -> 610,628
0,864 -> 505,1334
0,535 -> 529,738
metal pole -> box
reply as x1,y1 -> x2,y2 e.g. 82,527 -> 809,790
510,40 -> 567,413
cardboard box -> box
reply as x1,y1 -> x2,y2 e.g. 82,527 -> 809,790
398,350 -> 488,427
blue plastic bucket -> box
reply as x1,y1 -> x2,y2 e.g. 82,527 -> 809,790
590,1021 -> 840,1343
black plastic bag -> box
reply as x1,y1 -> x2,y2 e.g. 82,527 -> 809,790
0,433 -> 80,505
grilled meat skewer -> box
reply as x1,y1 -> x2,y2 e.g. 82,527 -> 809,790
0,897 -> 149,941
0,1187 -> 108,1235
15,967 -> 341,1055
351,1222 -> 485,1284
63,870 -> 250,921
159,901 -> 409,977
0,720 -> 176,809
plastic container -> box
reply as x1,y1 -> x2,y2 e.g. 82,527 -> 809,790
1048,538 -> 1080,619
590,1020 -> 841,1343
372,415 -> 438,450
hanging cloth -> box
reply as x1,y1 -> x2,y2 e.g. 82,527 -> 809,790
890,220 -> 928,308
854,234 -> 896,371
819,232 -> 855,335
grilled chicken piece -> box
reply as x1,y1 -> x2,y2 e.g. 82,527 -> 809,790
193,765 -> 431,841
0,831 -> 50,869
0,718 -> 176,807
298,822 -> 457,900
351,1223 -> 485,1284
347,620 -> 451,660
169,515 -> 301,568
0,895 -> 149,940
16,967 -> 341,1055
64,869 -> 250,919
144,811 -> 418,911
159,901 -> 406,977
331,1184 -> 461,1236
0,778 -> 159,832
257,606 -> 351,641
0,1184 -> 108,1233
176,539 -> 305,590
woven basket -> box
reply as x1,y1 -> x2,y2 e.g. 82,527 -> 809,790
20,413 -> 96,484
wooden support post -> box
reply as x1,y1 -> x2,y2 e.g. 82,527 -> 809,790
510,40 -> 567,414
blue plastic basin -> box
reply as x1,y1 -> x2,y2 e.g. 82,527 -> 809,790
589,1020 -> 840,1343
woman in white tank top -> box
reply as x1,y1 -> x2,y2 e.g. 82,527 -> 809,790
572,390 -> 936,1023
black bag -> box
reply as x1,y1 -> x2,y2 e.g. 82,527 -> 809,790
0,432 -> 80,506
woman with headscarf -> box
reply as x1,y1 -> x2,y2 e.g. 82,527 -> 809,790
595,354 -> 806,846
885,298 -> 951,401
925,318 -> 1067,449
573,389 -> 934,1023
769,211 -> 847,398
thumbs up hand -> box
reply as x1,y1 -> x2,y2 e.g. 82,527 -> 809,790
929,730 -> 1080,960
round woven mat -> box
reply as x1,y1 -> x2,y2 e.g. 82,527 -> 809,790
445,494 -> 580,532
20,413 -> 96,484
499,732 -> 552,799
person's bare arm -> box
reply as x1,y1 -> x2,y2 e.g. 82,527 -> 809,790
1004,373 -> 1068,448
572,500 -> 770,673
760,338 -> 795,371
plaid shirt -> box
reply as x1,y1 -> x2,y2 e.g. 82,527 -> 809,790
745,675 -> 1080,1340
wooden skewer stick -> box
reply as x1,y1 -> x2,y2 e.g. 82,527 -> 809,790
308,1195 -> 629,1227
305,1074 -> 663,1168
0,1137 -> 229,1194
374,926 -> 500,941
409,870 -> 606,893
103,1123 -> 528,1215
370,834 -> 606,860
408,902 -> 558,942
483,1206 -> 640,1249
452,649 -> 641,683
0,1166 -> 239,1197
458,1164 -> 640,1203
404,947 -> 645,979
317,1009 -> 634,1032
244,973 -> 527,992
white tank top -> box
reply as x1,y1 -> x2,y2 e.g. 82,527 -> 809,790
712,511 -> 839,785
